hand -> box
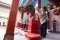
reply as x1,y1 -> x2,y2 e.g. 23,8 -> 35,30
36,7 -> 40,11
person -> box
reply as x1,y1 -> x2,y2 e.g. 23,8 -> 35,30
25,15 -> 30,30
53,18 -> 57,32
37,7 -> 48,38
21,18 -> 26,28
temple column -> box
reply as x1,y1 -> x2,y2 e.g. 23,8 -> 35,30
3,0 -> 19,40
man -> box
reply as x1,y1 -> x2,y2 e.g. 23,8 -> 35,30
37,7 -> 48,38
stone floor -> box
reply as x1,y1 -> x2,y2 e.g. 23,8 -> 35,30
0,26 -> 60,40
0,27 -> 27,40
42,31 -> 60,40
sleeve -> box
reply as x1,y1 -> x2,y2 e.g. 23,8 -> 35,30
40,8 -> 44,15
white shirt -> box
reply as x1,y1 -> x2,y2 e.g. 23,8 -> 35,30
22,19 -> 26,24
37,8 -> 47,24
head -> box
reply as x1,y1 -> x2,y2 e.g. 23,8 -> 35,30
43,6 -> 48,11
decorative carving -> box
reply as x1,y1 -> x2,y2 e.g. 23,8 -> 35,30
49,0 -> 59,6
53,8 -> 60,15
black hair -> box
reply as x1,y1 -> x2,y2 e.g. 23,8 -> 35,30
43,6 -> 47,11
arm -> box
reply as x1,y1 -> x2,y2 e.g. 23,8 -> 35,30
36,8 -> 44,18
49,7 -> 60,15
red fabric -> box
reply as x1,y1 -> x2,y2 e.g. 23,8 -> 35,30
25,33 -> 41,40
17,22 -> 22,28
28,19 -> 40,34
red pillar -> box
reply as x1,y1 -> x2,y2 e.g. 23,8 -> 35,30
3,0 -> 19,40
38,0 -> 41,8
